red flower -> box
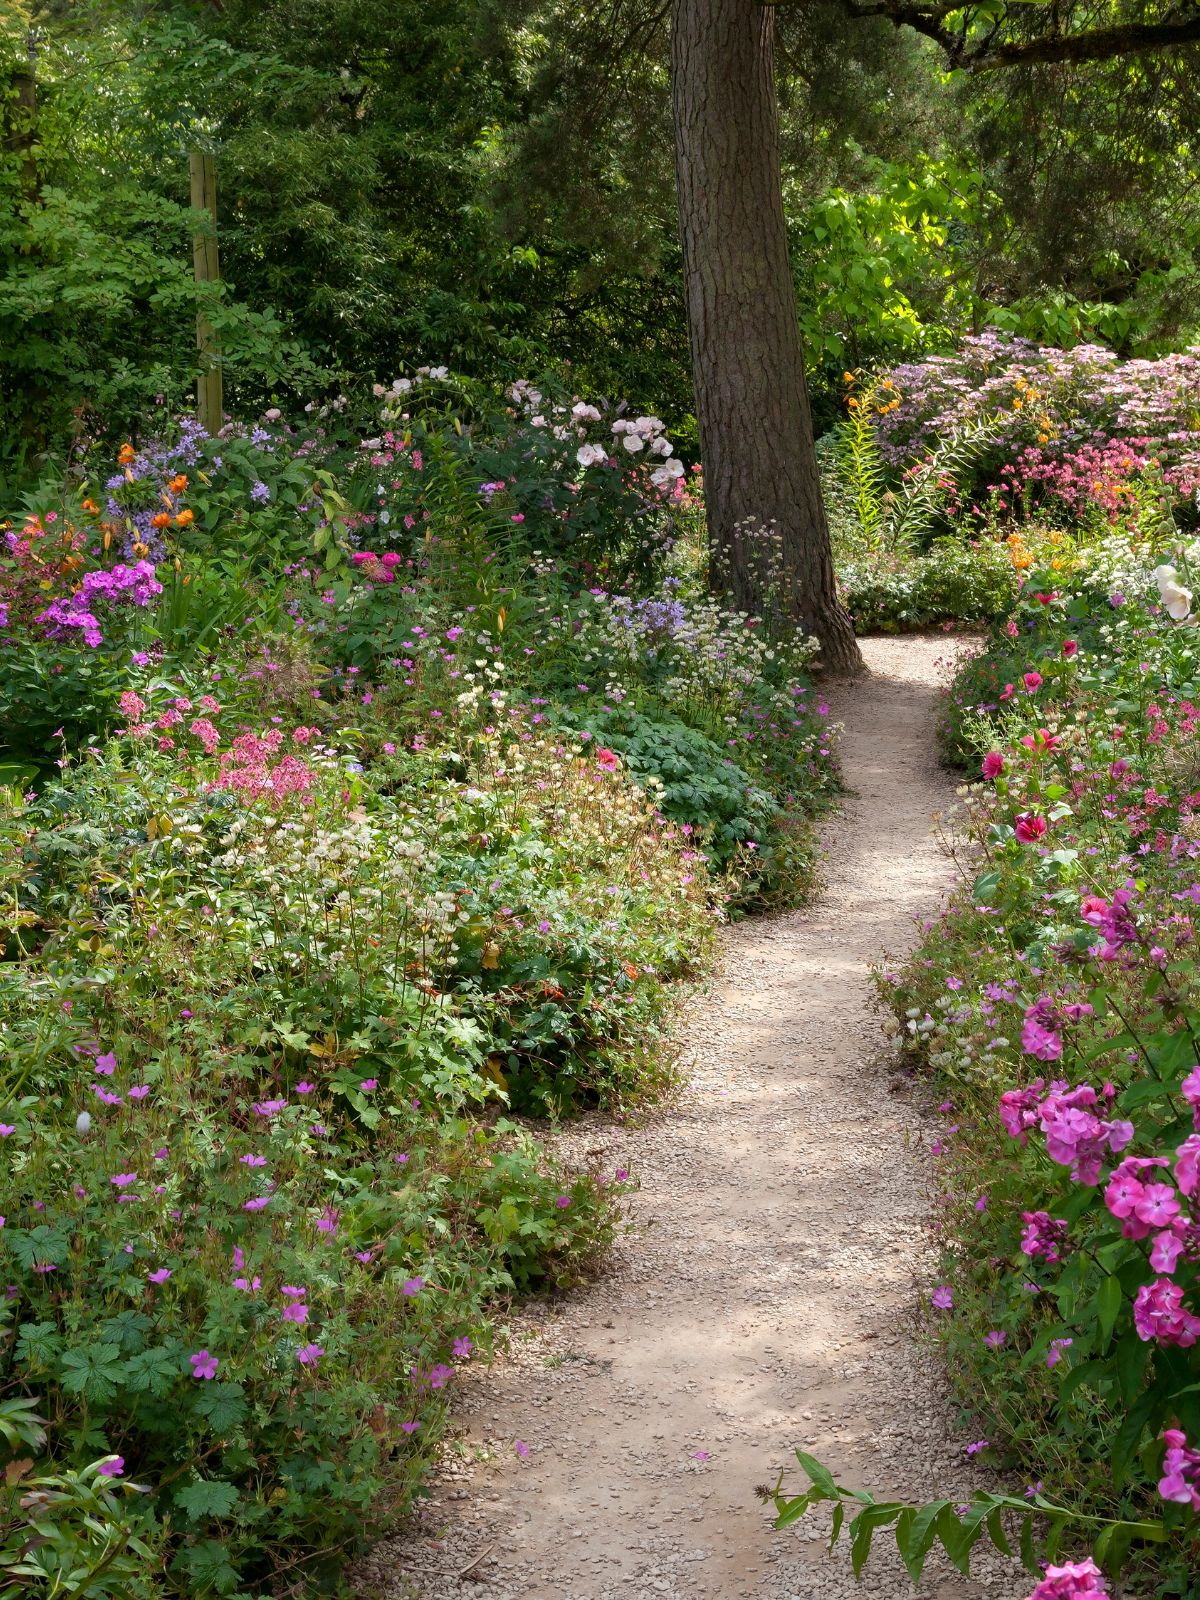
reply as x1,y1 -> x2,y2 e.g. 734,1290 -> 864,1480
1015,813 -> 1048,843
595,747 -> 619,771
982,752 -> 1004,779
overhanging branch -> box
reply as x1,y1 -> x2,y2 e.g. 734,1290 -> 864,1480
821,1 -> 1200,72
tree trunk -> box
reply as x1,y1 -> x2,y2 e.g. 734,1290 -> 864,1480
670,0 -> 863,675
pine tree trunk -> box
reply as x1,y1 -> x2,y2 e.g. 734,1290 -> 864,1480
670,0 -> 863,675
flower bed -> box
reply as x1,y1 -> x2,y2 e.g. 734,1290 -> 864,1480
879,549 -> 1200,1592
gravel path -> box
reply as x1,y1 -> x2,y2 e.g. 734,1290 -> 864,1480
355,635 -> 1023,1600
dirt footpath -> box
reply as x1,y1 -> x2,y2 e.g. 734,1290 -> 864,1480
356,635 -> 1022,1600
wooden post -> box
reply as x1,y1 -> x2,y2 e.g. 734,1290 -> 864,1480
189,151 -> 224,437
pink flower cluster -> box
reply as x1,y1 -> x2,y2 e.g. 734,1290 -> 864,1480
1132,1278 -> 1200,1347
1078,887 -> 1139,958
211,729 -> 316,806
1000,1076 -> 1132,1184
349,550 -> 405,584
1020,1211 -> 1070,1263
1159,1427 -> 1200,1510
1018,997 -> 1095,1064
1022,1557 -> 1108,1600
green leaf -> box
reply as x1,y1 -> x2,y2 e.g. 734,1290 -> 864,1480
985,1506 -> 1012,1558
175,1478 -> 242,1522
7,1225 -> 70,1270
190,1381 -> 248,1434
15,1321 -> 63,1367
124,1344 -> 182,1395
895,1500 -> 947,1584
100,1309 -> 152,1353
1097,1275 -> 1122,1349
58,1342 -> 124,1402
793,1450 -> 839,1498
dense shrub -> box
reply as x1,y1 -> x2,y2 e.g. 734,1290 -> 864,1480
0,683 -> 697,1588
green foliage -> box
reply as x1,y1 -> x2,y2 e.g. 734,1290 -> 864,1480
772,1452 -> 1166,1586
837,537 -> 1017,632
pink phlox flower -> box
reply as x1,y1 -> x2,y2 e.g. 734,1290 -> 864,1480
402,1277 -> 424,1296
98,1456 -> 125,1478
280,1285 -> 307,1298
1020,1212 -> 1069,1262
1133,1278 -> 1200,1346
282,1301 -> 308,1325
233,1275 -> 262,1292
253,1098 -> 287,1117
1000,1081 -> 1045,1142
931,1285 -> 954,1310
109,1173 -> 138,1188
1182,1068 -> 1200,1133
1175,1133 -> 1200,1197
316,1206 -> 339,1234
1025,1556 -> 1109,1599
147,1267 -> 172,1284
296,1342 -> 324,1366
1046,1337 -> 1073,1369
94,1052 -> 117,1076
1150,1227 -> 1187,1274
1159,1427 -> 1200,1510
239,1154 -> 268,1167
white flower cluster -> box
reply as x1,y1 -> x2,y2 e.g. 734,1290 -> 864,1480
374,367 -> 450,421
505,379 -> 686,488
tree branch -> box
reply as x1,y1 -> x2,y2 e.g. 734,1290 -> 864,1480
821,1 -> 1200,73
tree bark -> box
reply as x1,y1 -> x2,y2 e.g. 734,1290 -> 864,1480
670,0 -> 863,675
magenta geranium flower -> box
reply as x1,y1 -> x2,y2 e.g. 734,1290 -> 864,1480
189,1349 -> 219,1380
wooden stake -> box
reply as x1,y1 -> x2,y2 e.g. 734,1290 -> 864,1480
189,151 -> 223,437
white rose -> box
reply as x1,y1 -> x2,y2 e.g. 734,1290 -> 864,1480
622,433 -> 644,453
577,443 -> 608,468
650,458 -> 685,488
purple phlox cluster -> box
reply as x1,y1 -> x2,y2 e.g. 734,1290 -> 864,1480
1079,887 -> 1140,959
1133,1278 -> 1200,1347
1022,1556 -> 1109,1600
35,561 -> 163,651
1020,1211 -> 1070,1263
1159,1427 -> 1200,1510
1002,1078 -> 1132,1185
1019,996 -> 1094,1063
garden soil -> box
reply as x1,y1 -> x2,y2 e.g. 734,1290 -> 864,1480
354,635 -> 1024,1600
